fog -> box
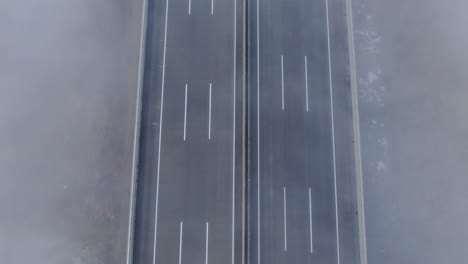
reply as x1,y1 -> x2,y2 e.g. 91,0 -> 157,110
1,0 -> 467,263
352,0 -> 468,262
0,1 -> 143,263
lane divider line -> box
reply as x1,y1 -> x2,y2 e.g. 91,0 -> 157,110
283,187 -> 287,252
305,56 -> 309,112
209,83 -> 212,140
309,187 -> 314,253
281,55 -> 285,110
184,84 -> 188,141
205,222 -> 209,264
179,222 -> 183,264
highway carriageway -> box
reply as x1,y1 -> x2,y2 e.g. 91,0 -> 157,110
130,0 -> 364,263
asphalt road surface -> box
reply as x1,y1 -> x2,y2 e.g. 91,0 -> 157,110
132,0 -> 245,263
132,0 -> 361,263
247,0 -> 362,263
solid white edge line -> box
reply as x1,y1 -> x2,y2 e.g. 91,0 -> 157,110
283,187 -> 287,252
126,0 -> 148,263
325,0 -> 341,263
345,0 -> 368,262
281,55 -> 284,110
179,222 -> 183,264
232,0 -> 237,263
209,83 -> 212,140
206,222 -> 209,264
304,56 -> 309,112
256,0 -> 261,262
152,0 -> 169,262
309,187 -> 314,253
241,0 -> 247,261
184,84 -> 188,141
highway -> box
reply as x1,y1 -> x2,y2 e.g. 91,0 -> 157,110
131,0 -> 362,263
132,0 -> 244,263
247,0 -> 362,263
